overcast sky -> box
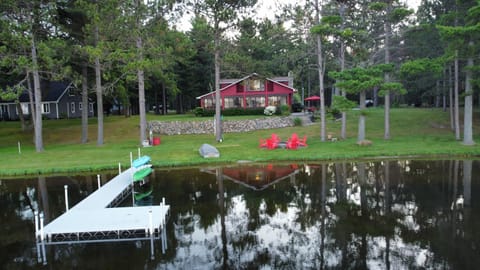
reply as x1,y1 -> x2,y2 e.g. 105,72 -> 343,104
255,0 -> 422,21
176,0 -> 422,32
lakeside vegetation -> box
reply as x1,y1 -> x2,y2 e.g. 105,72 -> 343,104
0,108 -> 479,177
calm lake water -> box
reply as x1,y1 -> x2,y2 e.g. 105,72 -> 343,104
0,160 -> 479,269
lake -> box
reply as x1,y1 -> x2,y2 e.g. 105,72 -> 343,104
0,160 -> 478,269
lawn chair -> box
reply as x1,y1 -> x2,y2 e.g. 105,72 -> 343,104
271,133 -> 281,143
298,135 -> 307,147
266,138 -> 278,149
286,138 -> 298,149
286,134 -> 300,150
259,138 -> 268,148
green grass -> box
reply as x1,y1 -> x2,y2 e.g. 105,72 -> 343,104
1,108 -> 479,176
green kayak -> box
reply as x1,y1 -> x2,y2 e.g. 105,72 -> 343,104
133,167 -> 152,182
134,189 -> 153,201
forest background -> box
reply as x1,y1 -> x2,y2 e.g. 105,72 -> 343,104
0,0 -> 479,155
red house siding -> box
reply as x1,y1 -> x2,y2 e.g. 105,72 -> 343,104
197,74 -> 296,110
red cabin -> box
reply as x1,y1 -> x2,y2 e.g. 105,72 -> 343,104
196,73 -> 297,110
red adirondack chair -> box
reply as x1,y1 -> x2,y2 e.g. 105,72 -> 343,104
266,138 -> 278,149
299,135 -> 307,147
259,138 -> 268,148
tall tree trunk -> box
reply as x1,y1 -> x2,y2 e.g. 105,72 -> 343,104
463,50 -> 474,145
454,53 -> 460,140
81,62 -> 88,144
214,24 -> 222,142
27,73 -> 36,127
162,83 -> 167,115
315,0 -> 326,142
435,80 -> 441,108
449,65 -> 454,130
94,25 -> 104,146
137,42 -> 146,145
31,36 -> 43,152
383,7 -> 391,140
15,101 -> 27,131
443,68 -> 447,112
135,0 -> 147,146
358,91 -> 366,142
339,2 -> 347,140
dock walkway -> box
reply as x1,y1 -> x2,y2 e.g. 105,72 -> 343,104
35,159 -> 169,264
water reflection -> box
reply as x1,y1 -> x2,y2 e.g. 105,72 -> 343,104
0,160 -> 479,269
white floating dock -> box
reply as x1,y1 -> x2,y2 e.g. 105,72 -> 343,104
35,161 -> 169,264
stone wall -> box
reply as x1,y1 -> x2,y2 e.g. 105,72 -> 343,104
148,116 -> 297,135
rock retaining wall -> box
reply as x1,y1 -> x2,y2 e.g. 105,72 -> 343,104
148,116 -> 297,135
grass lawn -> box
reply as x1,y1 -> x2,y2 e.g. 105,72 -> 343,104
1,108 -> 479,176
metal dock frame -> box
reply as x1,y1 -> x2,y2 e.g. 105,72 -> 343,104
34,161 -> 169,265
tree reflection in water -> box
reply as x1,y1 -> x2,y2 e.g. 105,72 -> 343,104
0,160 -> 478,269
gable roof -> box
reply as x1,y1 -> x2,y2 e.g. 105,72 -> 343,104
196,73 -> 296,100
1,81 -> 74,103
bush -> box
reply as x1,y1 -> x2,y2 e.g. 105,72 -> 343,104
280,104 -> 290,115
264,106 -> 276,116
194,107 -> 204,117
293,117 -> 303,126
291,103 -> 304,112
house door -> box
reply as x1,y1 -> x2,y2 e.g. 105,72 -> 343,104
0,105 -> 8,120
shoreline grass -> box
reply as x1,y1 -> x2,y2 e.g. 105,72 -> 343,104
1,108 -> 479,177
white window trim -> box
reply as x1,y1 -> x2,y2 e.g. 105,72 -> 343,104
42,103 -> 50,114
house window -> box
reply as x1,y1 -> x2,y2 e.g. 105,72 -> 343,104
17,103 -> 30,115
71,102 -> 75,114
245,96 -> 265,108
42,103 -> 50,114
248,79 -> 264,91
89,103 -> 93,112
204,98 -> 215,109
224,97 -> 242,109
79,102 -> 83,111
268,96 -> 287,107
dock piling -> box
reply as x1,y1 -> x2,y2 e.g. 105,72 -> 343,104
64,185 -> 69,211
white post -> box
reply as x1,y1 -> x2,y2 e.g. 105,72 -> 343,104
138,147 -> 141,158
97,174 -> 101,189
39,213 -> 45,241
118,163 -> 121,174
64,185 -> 69,211
40,212 -> 47,265
36,241 -> 42,263
162,221 -> 167,253
130,152 -> 133,167
148,209 -> 153,236
18,141 -> 21,154
149,209 -> 155,259
162,197 -> 166,206
34,211 -> 39,239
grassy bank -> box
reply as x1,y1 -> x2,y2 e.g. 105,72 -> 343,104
1,108 -> 479,176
